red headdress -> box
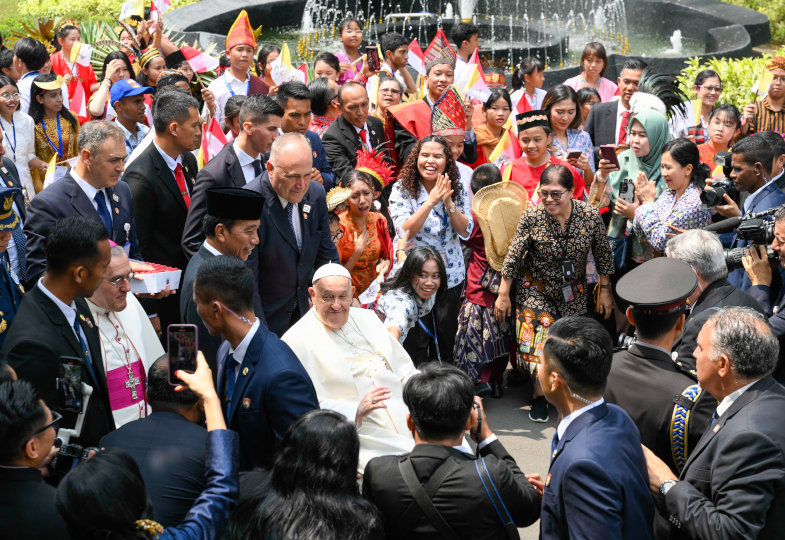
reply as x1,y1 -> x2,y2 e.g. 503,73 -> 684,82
226,10 -> 255,51
355,148 -> 395,188
423,29 -> 456,72
431,85 -> 466,137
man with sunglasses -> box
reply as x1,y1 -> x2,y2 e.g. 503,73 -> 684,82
86,245 -> 164,427
0,380 -> 67,538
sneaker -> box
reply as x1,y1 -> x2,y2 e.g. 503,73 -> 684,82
529,396 -> 549,423
475,382 -> 492,397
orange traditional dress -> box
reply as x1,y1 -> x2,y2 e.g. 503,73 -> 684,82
32,114 -> 79,193
337,211 -> 392,297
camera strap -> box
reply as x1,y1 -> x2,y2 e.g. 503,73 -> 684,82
474,456 -> 521,539
398,455 -> 459,539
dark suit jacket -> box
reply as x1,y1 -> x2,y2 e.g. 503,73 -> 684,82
540,402 -> 653,540
216,323 -> 318,470
124,143 -> 197,326
606,344 -> 714,475
584,101 -> 620,166
23,174 -> 141,285
304,129 -> 335,189
322,115 -> 388,183
0,466 -> 67,539
243,173 -> 338,336
180,244 -> 223,372
674,279 -> 764,373
100,410 -> 207,527
661,377 -> 785,540
363,440 -> 540,539
182,142 -> 250,258
748,284 -> 785,382
0,285 -> 114,446
0,254 -> 23,349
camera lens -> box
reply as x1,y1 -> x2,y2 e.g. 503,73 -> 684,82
724,247 -> 746,270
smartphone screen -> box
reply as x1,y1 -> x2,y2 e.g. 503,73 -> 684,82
365,45 -> 381,71
57,358 -> 84,412
168,324 -> 198,385
566,150 -> 582,160
618,179 -> 636,203
600,145 -> 620,168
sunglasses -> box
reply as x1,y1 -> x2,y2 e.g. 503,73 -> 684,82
33,410 -> 62,436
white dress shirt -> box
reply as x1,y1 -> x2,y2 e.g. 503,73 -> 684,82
70,169 -> 108,214
233,140 -> 261,184
37,279 -> 79,339
556,398 -> 605,441
277,195 -> 301,247
614,101 -> 631,145
743,181 -> 771,214
716,380 -> 757,417
152,141 -> 189,196
227,318 -> 260,382
206,70 -> 250,128
354,123 -> 371,150
202,240 -> 223,257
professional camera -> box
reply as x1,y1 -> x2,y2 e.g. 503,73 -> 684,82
723,218 -> 779,270
50,438 -> 97,476
617,333 -> 636,350
700,152 -> 738,208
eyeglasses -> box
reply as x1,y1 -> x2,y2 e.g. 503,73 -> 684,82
539,189 -> 568,200
33,410 -> 62,436
379,88 -> 401,95
697,85 -> 722,94
0,92 -> 20,101
331,230 -> 344,243
107,272 -> 135,288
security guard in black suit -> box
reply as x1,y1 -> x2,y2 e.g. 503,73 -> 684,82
0,185 -> 25,348
605,258 -> 714,476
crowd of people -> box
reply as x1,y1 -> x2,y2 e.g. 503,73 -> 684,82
1,9 -> 785,539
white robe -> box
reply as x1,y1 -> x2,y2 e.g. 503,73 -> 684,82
88,294 -> 164,427
282,307 -> 417,470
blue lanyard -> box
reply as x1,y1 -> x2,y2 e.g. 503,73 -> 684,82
21,71 -> 39,80
1,116 -> 16,158
416,311 -> 441,362
41,115 -> 64,158
223,72 -> 249,97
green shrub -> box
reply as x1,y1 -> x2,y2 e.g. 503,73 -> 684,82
722,0 -> 785,44
18,0 -> 198,19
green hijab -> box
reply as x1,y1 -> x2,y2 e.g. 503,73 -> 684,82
608,109 -> 671,238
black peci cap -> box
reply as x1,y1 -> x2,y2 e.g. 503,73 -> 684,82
206,187 -> 264,221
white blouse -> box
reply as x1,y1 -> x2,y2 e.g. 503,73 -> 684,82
0,111 -> 37,201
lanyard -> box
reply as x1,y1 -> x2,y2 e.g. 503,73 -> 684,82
41,115 -> 64,158
416,311 -> 441,362
1,116 -> 16,159
21,71 -> 39,81
223,72 -> 249,97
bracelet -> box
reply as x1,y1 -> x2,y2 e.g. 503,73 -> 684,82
599,284 -> 612,290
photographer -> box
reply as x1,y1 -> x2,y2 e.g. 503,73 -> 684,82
742,206 -> 785,381
0,380 -> 67,539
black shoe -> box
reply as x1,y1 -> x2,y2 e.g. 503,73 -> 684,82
506,368 -> 529,387
529,396 -> 549,423
491,383 -> 503,399
475,382 -> 492,397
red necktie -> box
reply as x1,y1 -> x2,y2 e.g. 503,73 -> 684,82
618,110 -> 630,145
174,163 -> 191,209
358,128 -> 369,150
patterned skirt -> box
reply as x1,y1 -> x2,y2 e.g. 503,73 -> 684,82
516,306 -> 557,375
454,300 -> 512,382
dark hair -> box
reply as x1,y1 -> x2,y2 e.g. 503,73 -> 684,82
56,447 -> 152,540
314,51 -> 340,74
706,307 -> 779,379
276,80 -> 311,109
54,24 -> 80,52
579,42 -> 608,76
146,355 -> 198,411
13,37 -> 49,72
338,17 -> 362,36
156,72 -> 188,90
202,214 -> 236,238
45,216 -> 109,275
308,77 -> 336,116
694,68 -> 721,88
397,134 -> 462,206
28,73 -> 79,129
577,87 -> 601,107
337,80 -> 366,105
732,135 -> 774,175
340,169 -> 375,191
403,363 -> 474,440
542,84 -> 582,130
380,31 -> 408,55
539,163 -> 574,190
543,316 -> 613,395
381,245 -> 447,297
450,22 -> 479,49
194,255 -> 255,312
328,212 -> 340,225
0,380 -> 46,465
620,58 -> 648,74
0,48 -> 15,75
709,103 -> 741,129
471,163 -> 502,194
511,56 -> 544,90
151,84 -> 189,117
754,130 -> 785,160
632,308 -> 685,341
662,138 -> 710,190
483,87 -> 512,110
0,74 -> 16,90
239,93 -> 284,124
152,89 -> 199,134
256,44 -> 280,73
224,94 -> 246,125
101,50 -> 135,82
0,358 -> 15,383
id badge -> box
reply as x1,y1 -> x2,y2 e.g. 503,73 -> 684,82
560,259 -> 576,282
561,283 -> 575,303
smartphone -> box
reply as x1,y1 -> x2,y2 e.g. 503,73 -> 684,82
57,357 -> 84,413
566,150 -> 582,160
365,45 -> 381,71
618,179 -> 635,204
600,144 -> 620,169
168,324 -> 198,386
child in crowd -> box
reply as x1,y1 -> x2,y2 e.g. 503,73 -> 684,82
563,42 -> 618,102
223,95 -> 246,140
336,17 -> 364,85
697,104 -> 741,168
511,56 -> 546,111
577,87 -> 601,129
313,52 -> 341,82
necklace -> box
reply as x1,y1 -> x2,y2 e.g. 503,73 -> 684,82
97,309 -> 147,413
323,312 -> 394,372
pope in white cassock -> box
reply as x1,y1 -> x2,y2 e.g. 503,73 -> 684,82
87,245 -> 164,427
282,263 -> 417,470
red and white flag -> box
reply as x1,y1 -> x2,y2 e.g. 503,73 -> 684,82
149,0 -> 171,20
69,80 -> 87,120
180,45 -> 220,73
198,116 -> 228,167
297,63 -> 309,84
408,39 -> 425,75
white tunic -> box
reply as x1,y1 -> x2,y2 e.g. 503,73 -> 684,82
0,111 -> 37,200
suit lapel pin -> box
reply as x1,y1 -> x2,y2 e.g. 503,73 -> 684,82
114,207 -> 119,214
6,181 -> 11,187
1,167 -> 8,174
545,473 -> 551,487
112,193 -> 119,202
242,367 -> 249,376
242,397 -> 251,409
713,423 -> 721,433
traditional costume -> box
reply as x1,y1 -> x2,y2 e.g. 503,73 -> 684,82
0,186 -> 24,349
87,293 -> 164,427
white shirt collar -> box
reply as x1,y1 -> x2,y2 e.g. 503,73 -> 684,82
223,70 -> 249,84
201,240 -> 223,257
153,140 -> 182,172
354,123 -> 368,134
277,195 -> 296,211
229,319 -> 260,365
617,100 -> 629,118
556,398 -> 605,441
37,279 -> 78,329
70,169 -> 104,204
716,380 -> 757,417
233,139 -> 260,165
743,181 -> 771,214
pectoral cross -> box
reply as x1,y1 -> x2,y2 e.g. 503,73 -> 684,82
125,365 -> 141,400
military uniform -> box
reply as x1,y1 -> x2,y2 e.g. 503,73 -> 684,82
0,185 -> 24,348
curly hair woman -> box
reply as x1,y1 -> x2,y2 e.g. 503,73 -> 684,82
389,134 -> 473,364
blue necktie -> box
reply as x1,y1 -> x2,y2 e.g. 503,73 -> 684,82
10,218 -> 25,283
94,191 -> 113,237
285,202 -> 301,250
252,159 -> 263,177
73,318 -> 98,389
224,352 -> 237,411
709,411 -> 719,430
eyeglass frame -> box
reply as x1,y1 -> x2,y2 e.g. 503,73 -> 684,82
697,85 -> 722,94
539,189 -> 568,201
331,229 -> 344,243
33,409 -> 62,436
0,92 -> 21,101
107,272 -> 135,288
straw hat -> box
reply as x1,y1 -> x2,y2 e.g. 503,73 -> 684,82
472,181 -> 529,271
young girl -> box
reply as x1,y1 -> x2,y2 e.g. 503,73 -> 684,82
542,85 -> 595,185
137,48 -> 166,88
88,51 -> 136,121
335,17 -> 364,85
672,69 -> 723,143
508,110 -> 585,200
29,73 -> 80,192
697,104 -> 741,168
577,87 -> 600,129
257,45 -> 280,89
0,75 -> 47,201
510,57 -> 546,111
49,24 -> 99,120
313,52 -> 341,82
474,88 -> 520,166
563,42 -> 618,102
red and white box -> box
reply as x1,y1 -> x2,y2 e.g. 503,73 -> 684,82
129,261 -> 182,294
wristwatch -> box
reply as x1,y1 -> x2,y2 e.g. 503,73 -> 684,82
659,480 -> 677,496
448,204 -> 456,214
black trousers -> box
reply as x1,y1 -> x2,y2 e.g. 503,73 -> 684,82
403,283 -> 463,367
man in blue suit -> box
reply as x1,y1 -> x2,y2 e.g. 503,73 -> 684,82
0,185 -> 25,348
193,255 -> 318,471
538,316 -> 654,540
23,121 -> 141,285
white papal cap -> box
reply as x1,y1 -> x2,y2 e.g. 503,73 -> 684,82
312,263 -> 352,285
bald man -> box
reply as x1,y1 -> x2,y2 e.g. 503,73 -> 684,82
244,133 -> 339,336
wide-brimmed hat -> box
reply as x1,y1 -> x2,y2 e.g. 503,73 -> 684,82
472,181 -> 528,271
326,186 -> 352,212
